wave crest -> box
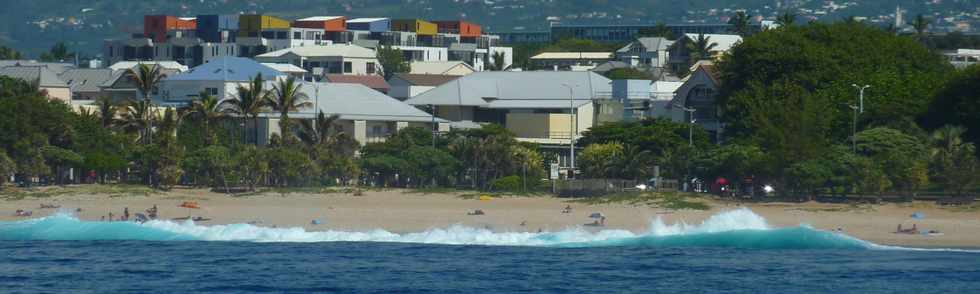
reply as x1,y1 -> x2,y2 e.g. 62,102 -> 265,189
0,208 -> 927,250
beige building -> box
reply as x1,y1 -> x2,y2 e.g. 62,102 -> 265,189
0,66 -> 71,102
409,61 -> 475,76
404,71 -> 611,146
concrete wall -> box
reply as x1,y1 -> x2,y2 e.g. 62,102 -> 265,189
43,87 -> 72,103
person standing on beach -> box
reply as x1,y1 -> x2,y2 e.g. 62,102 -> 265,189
123,207 -> 129,221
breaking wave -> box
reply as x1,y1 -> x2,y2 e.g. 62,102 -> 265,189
0,208 -> 969,251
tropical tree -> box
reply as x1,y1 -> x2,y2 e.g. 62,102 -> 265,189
686,33 -> 718,63
185,90 -> 224,145
127,64 -> 166,143
0,150 -> 15,188
728,11 -> 752,36
119,99 -> 155,144
777,11 -> 797,27
578,142 -> 624,179
0,45 -> 22,60
95,96 -> 117,128
910,14 -> 931,39
268,76 -> 312,137
377,45 -> 410,79
221,74 -> 270,144
39,42 -> 74,62
486,51 -> 507,71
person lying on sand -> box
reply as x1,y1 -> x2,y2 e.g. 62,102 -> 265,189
896,224 -> 919,234
467,209 -> 485,216
39,204 -> 60,209
14,209 -> 32,217
562,205 -> 572,213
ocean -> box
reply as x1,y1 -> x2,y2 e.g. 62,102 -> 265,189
2,209 -> 980,293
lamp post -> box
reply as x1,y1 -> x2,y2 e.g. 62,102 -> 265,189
430,104 -> 436,148
851,84 -> 870,114
561,83 -> 577,178
681,107 -> 697,147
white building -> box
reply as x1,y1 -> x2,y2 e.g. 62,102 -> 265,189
254,44 -> 380,79
388,73 -> 460,100
615,37 -> 674,68
157,56 -> 287,104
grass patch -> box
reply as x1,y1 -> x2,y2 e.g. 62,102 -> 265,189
0,184 -> 158,200
944,204 -> 980,213
403,187 -> 465,195
567,192 -> 710,210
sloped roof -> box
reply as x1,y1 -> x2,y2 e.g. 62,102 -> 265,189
392,73 -> 460,87
261,63 -> 308,74
256,44 -> 376,59
165,57 -> 284,82
405,71 -> 610,107
296,16 -> 344,22
617,37 -> 673,53
287,82 -> 443,123
347,18 -> 389,23
0,60 -> 75,74
59,68 -> 115,93
0,66 -> 68,88
351,39 -> 380,50
409,61 -> 474,75
109,61 -> 188,72
590,61 -> 630,73
682,33 -> 743,52
324,74 -> 390,91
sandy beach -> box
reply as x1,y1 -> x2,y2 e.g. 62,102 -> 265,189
2,186 -> 978,248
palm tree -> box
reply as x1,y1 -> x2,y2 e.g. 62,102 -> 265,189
777,11 -> 797,27
267,76 -> 312,137
298,111 -> 342,147
487,51 -> 507,71
127,64 -> 166,143
95,96 -> 117,128
220,74 -> 270,145
613,144 -> 652,181
119,99 -> 154,144
910,14 -> 931,39
185,91 -> 224,145
728,11 -> 752,36
686,33 -> 719,63
930,125 -> 967,169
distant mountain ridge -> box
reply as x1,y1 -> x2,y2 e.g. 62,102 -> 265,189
0,0 -> 976,57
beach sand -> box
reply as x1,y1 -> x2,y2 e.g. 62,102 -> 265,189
2,186 -> 978,248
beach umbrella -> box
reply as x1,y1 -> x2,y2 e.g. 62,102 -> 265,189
589,212 -> 605,219
910,212 -> 925,220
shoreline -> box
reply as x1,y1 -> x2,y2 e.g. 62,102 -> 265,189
2,186 -> 979,248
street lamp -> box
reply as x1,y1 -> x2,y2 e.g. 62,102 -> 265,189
681,107 -> 697,147
560,83 -> 578,178
851,84 -> 870,114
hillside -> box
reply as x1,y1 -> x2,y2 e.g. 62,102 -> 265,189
0,0 -> 977,57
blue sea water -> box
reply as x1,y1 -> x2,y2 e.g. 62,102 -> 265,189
2,209 -> 980,293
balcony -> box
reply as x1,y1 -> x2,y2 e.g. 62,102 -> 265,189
505,113 -> 577,145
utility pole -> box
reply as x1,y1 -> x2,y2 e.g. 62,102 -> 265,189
561,83 -> 577,178
682,107 -> 697,147
430,104 -> 436,148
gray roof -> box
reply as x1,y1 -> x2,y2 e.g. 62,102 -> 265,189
286,82 -> 445,123
352,39 -> 380,50
166,57 -> 284,82
405,71 -> 611,108
59,68 -> 115,93
0,60 -> 75,74
590,61 -> 630,73
617,37 -> 673,53
0,66 -> 69,88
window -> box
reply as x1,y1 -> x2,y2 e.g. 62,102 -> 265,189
366,62 -> 376,74
343,61 -> 352,73
206,87 -> 218,96
261,31 -> 275,39
294,31 -> 302,39
371,125 -> 383,136
277,31 -> 288,39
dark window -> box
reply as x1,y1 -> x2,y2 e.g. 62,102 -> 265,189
261,31 -> 274,39
206,87 -> 218,95
294,32 -> 302,39
277,31 -> 288,39
343,62 -> 352,73
366,62 -> 375,74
